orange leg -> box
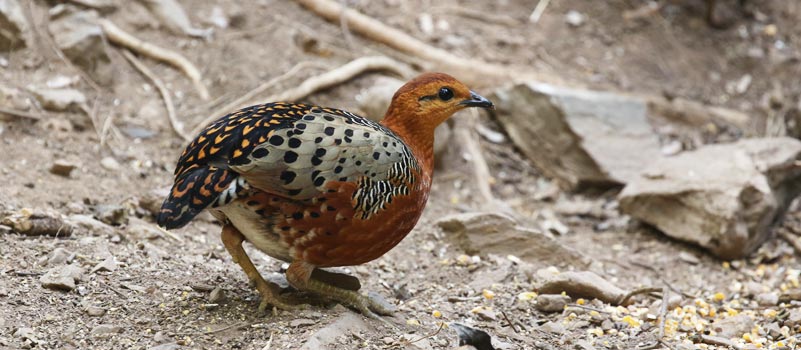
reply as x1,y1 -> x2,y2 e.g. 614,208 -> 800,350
221,224 -> 297,312
286,261 -> 394,319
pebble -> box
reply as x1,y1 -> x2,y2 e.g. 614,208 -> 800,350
85,306 -> 106,317
100,157 -> 120,171
153,331 -> 170,342
565,10 -> 585,27
91,324 -> 122,336
535,294 -> 570,313
208,286 -> 225,303
474,307 -> 497,321
47,247 -> 73,265
710,314 -> 754,339
13,328 -> 39,344
290,318 -> 316,328
93,205 -> 128,226
50,160 -> 77,177
39,264 -> 83,291
756,292 -> 779,306
784,308 -> 801,328
91,257 -> 117,273
538,321 -> 566,334
29,87 -> 86,111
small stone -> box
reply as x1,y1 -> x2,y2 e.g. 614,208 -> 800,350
47,247 -> 73,265
784,308 -> 801,328
91,257 -> 117,273
289,318 -> 316,328
535,294 -> 570,313
565,10 -> 585,27
208,286 -> 225,303
538,321 -> 566,334
600,319 -> 615,331
93,204 -> 127,226
678,251 -> 700,265
764,322 -> 781,338
473,307 -> 497,321
0,0 -> 29,49
40,265 -> 83,291
49,10 -> 113,85
100,157 -> 120,171
13,327 -> 39,343
91,324 -> 121,337
756,292 -> 778,306
50,160 -> 78,177
710,314 -> 754,339
153,331 -> 170,342
29,87 -> 86,112
85,306 -> 106,317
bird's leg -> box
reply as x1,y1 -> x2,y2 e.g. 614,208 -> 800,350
220,224 -> 298,312
286,261 -> 394,319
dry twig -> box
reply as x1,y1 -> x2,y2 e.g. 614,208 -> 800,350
658,287 -> 669,339
398,322 -> 444,347
0,107 -> 41,120
121,50 -> 190,141
192,56 -> 412,135
618,287 -> 663,306
99,19 -> 210,100
529,0 -> 551,23
294,0 -> 555,86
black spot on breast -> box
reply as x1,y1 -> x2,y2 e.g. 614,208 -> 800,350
311,156 -> 322,166
311,170 -> 321,179
310,212 -> 320,218
288,138 -> 302,148
327,205 -> 335,211
373,152 -> 380,160
281,226 -> 291,231
355,160 -> 362,166
314,177 -> 325,186
288,189 -> 302,196
344,136 -> 352,143
280,170 -> 296,184
286,131 -> 294,137
339,177 -> 347,181
382,142 -> 388,147
325,231 -> 333,236
338,158 -> 346,164
344,129 -> 353,137
315,137 -> 323,143
334,139 -> 342,145
315,148 -> 326,157
252,148 -> 269,158
269,135 -> 284,146
385,151 -> 391,156
246,200 -> 259,206
324,127 -> 335,136
303,115 -> 315,121
255,209 -> 266,216
284,151 -> 298,163
296,123 -> 307,129
334,166 -> 343,174
292,212 -> 303,220
363,132 -> 370,138
324,115 -> 335,122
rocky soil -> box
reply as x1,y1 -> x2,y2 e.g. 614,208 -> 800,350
3,0 -> 801,349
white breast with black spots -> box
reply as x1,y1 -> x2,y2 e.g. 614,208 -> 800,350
230,109 -> 419,202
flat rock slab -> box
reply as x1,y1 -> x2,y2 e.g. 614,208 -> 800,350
491,82 -> 661,189
538,271 -> 626,305
620,137 -> 801,259
436,212 -> 590,268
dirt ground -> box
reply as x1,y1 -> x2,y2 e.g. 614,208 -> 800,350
3,0 -> 801,349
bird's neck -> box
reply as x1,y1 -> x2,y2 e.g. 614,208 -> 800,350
381,117 -> 436,181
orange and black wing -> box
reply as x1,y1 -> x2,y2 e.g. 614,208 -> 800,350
157,102 -> 312,229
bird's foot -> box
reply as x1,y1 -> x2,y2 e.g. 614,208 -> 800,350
252,278 -> 304,313
304,277 -> 394,319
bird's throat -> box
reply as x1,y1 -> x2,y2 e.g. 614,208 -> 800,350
380,118 -> 436,180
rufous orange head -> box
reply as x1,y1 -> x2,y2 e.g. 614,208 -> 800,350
382,72 -> 493,133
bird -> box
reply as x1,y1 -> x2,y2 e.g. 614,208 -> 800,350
156,72 -> 494,317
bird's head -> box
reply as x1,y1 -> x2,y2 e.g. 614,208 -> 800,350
382,72 -> 493,133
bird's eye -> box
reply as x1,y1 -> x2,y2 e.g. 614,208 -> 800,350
438,87 -> 454,101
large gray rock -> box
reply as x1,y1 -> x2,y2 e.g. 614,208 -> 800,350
491,83 -> 662,190
435,212 -> 590,268
620,137 -> 801,259
0,0 -> 28,49
49,10 -> 113,85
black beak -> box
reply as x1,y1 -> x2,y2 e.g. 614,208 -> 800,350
459,91 -> 494,109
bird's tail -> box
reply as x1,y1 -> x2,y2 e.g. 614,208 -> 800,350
156,166 -> 237,229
